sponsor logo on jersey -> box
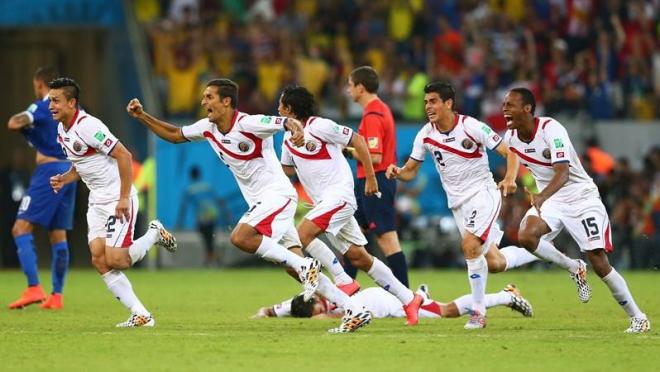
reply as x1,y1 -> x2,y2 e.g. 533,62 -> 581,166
221,139 -> 231,144
342,127 -> 350,135
461,139 -> 474,150
492,134 -> 500,142
557,151 -> 565,158
305,141 -> 317,152
275,117 -> 283,125
542,148 -> 551,159
368,137 -> 379,149
260,116 -> 271,124
104,138 -> 113,147
554,138 -> 564,148
94,131 -> 106,142
238,142 -> 250,152
73,141 -> 82,152
443,137 -> 455,143
588,236 -> 600,242
524,148 -> 536,153
28,103 -> 37,113
481,125 -> 492,134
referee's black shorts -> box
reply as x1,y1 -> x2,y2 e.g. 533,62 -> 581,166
354,172 -> 397,235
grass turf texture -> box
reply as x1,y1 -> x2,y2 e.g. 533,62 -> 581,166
0,269 -> 658,371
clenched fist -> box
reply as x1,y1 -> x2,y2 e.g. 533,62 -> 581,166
126,98 -> 144,118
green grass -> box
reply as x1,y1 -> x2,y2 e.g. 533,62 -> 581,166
0,269 -> 658,371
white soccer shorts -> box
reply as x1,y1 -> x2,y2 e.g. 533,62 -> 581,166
87,193 -> 139,247
239,195 -> 297,242
304,199 -> 367,254
451,186 -> 503,252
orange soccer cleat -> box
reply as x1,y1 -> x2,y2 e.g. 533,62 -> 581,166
8,285 -> 47,309
40,293 -> 63,310
337,280 -> 361,296
403,293 -> 423,326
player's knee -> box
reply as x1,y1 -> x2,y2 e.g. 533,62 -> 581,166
349,253 -> 372,271
517,230 -> 538,250
487,259 -> 506,273
91,254 -> 107,272
11,220 -> 32,237
230,230 -> 246,249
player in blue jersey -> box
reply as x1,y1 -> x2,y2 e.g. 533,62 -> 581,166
6,67 -> 77,310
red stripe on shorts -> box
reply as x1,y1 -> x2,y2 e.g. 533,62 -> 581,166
311,202 -> 347,231
120,199 -> 135,248
479,196 -> 502,242
604,222 -> 613,253
254,199 -> 292,237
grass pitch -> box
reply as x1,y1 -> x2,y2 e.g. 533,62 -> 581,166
0,269 -> 658,371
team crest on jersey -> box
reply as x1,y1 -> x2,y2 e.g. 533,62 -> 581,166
305,141 -> 317,152
461,139 -> 474,150
368,137 -> 379,149
73,141 -> 82,152
542,148 -> 551,159
238,142 -> 250,152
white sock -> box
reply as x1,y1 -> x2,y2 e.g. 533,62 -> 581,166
101,270 -> 149,315
367,257 -> 414,305
532,239 -> 579,272
466,255 -> 488,314
128,229 -> 158,265
255,236 -> 307,272
453,291 -> 512,316
500,246 -> 539,270
602,268 -> 644,318
305,238 -> 352,285
316,273 -> 358,312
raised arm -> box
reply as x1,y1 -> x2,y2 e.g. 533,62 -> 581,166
385,158 -> 422,182
127,98 -> 187,143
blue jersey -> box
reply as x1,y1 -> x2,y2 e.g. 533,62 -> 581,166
22,97 -> 67,159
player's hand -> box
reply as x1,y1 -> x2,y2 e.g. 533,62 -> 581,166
126,98 -> 144,118
498,178 -> 517,197
50,174 -> 64,193
288,125 -> 305,147
364,175 -> 379,196
115,197 -> 131,223
385,164 -> 400,180
525,187 -> 544,216
251,307 -> 269,319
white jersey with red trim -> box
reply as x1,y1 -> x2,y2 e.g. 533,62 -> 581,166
181,111 -> 296,205
57,110 -> 136,204
504,117 -> 599,204
409,114 -> 503,208
280,116 -> 355,207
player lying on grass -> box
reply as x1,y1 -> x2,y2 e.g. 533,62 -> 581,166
254,284 -> 532,320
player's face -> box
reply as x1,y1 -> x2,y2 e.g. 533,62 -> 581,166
48,89 -> 76,123
502,91 -> 528,130
277,95 -> 293,118
201,86 -> 228,124
346,77 -> 360,102
311,295 -> 328,316
424,92 -> 452,124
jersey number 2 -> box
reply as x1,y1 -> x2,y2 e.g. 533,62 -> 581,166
433,151 -> 445,166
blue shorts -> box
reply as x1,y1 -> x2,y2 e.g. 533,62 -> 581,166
354,172 -> 397,235
17,161 -> 77,230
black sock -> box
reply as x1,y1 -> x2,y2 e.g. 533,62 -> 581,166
386,251 -> 409,288
342,257 -> 358,279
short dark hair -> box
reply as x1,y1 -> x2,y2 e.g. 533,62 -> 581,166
509,87 -> 536,114
48,77 -> 81,105
424,81 -> 455,108
34,66 -> 59,85
290,294 -> 315,318
280,85 -> 317,121
207,79 -> 239,108
350,66 -> 379,93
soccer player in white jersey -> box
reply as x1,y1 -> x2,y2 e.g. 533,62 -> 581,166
127,79 -> 372,333
276,86 -> 423,326
254,283 -> 532,320
48,78 -> 177,327
385,81 -> 537,330
502,87 -> 650,333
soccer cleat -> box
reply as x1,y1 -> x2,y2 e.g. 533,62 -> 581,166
8,285 -> 47,309
328,308 -> 372,333
464,311 -> 487,330
300,258 -> 321,301
502,284 -> 533,317
569,259 -> 591,303
624,316 -> 651,334
40,293 -> 63,310
116,313 -> 155,328
403,294 -> 423,326
337,280 -> 360,296
149,220 -> 177,252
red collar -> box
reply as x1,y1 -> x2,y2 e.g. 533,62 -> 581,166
517,117 -> 539,144
64,108 -> 80,131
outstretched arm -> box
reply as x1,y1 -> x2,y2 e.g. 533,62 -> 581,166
7,112 -> 32,131
127,98 -> 188,143
385,158 -> 422,182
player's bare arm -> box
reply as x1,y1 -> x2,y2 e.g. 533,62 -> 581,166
109,142 -> 133,223
7,112 -> 33,130
281,165 -> 297,177
127,98 -> 187,143
529,162 -> 569,210
252,307 -> 277,318
495,144 -> 519,197
50,166 -> 80,193
386,158 -> 421,181
283,118 -> 305,146
349,134 -> 379,196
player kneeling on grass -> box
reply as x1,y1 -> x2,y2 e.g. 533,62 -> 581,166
49,78 -> 176,328
254,284 -> 532,320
